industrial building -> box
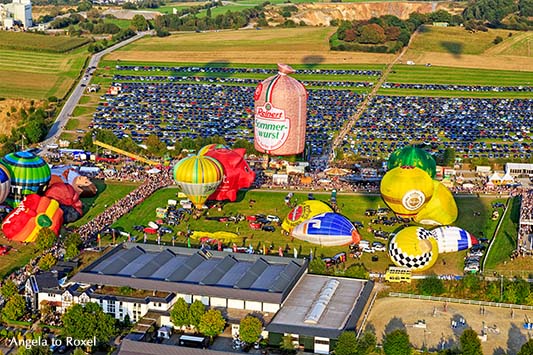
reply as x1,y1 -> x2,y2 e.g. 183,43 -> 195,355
27,243 -> 373,354
0,0 -> 32,29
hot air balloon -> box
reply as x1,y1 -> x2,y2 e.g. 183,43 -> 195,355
291,212 -> 361,246
431,226 -> 477,253
44,183 -> 84,223
388,146 -> 437,178
0,165 -> 11,204
388,226 -> 439,271
50,165 -> 97,197
414,181 -> 457,226
173,155 -> 224,208
2,194 -> 63,242
197,144 -> 228,156
380,166 -> 434,218
281,200 -> 333,232
1,151 -> 51,206
204,147 -> 255,202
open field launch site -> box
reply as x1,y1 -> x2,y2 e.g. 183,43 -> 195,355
0,0 -> 532,354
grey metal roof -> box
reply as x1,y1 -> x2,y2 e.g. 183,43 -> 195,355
266,275 -> 374,339
118,339 -> 237,355
71,243 -> 308,304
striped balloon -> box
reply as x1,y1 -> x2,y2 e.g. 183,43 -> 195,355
1,151 -> 51,206
173,155 -> 224,208
0,165 -> 11,204
197,144 -> 228,156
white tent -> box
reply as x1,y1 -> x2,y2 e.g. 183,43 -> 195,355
501,172 -> 514,184
488,172 -> 502,184
147,167 -> 161,174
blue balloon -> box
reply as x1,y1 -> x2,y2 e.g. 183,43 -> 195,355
292,212 -> 361,246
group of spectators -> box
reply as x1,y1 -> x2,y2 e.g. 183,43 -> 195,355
518,190 -> 533,253
76,167 -> 174,241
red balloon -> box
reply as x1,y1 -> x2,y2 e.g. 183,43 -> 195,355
205,148 -> 255,202
44,183 -> 83,216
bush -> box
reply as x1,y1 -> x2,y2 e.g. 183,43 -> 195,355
417,275 -> 445,296
493,36 -> 503,44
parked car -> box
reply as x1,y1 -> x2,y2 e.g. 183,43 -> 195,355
364,209 -> 377,216
361,246 -> 375,253
371,242 -> 386,252
352,221 -> 364,228
332,252 -> 347,263
262,225 -> 275,232
0,245 -> 8,255
266,215 -> 280,223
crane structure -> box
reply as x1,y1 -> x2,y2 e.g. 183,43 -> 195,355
93,140 -> 159,166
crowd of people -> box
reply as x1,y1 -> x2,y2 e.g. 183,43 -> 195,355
76,167 -> 174,241
518,190 -> 533,253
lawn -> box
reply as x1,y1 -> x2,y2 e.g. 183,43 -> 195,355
383,65 -> 532,87
69,180 -> 139,228
64,118 -> 80,130
110,188 -> 501,275
409,26 -> 521,56
0,31 -> 89,53
484,196 -> 520,271
0,46 -> 89,100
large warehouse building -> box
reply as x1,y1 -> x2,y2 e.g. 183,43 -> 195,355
28,243 -> 373,354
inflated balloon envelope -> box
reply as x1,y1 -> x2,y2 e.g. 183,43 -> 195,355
388,146 -> 437,179
380,166 -> 434,217
254,63 -> 307,155
282,200 -> 333,232
431,226 -> 478,253
388,226 -> 439,271
2,194 -> 63,243
414,180 -> 458,226
291,212 -> 361,247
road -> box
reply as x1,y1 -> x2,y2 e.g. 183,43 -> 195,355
42,31 -> 152,145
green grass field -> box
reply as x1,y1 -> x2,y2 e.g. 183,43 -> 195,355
410,26 -> 520,56
0,31 -> 89,53
65,118 -> 80,130
108,188 -> 502,275
0,46 -> 89,100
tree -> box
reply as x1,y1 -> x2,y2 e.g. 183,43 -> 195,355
131,14 -> 149,31
308,257 -> 327,274
359,24 -> 386,44
145,134 -> 166,156
73,349 -> 86,355
356,330 -> 377,354
62,303 -> 117,349
189,300 -> 206,329
64,233 -> 82,261
198,309 -> 225,340
383,329 -> 411,355
38,254 -> 57,271
518,338 -> 533,355
36,228 -> 57,252
460,329 -> 482,355
417,275 -> 445,295
239,316 -> 263,344
170,298 -> 190,328
335,331 -> 358,355
24,120 -> 46,144
344,264 -> 369,279
0,279 -> 18,300
280,334 -> 296,354
2,294 -> 26,321
17,346 -> 51,355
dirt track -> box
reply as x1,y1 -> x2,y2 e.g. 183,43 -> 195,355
366,297 -> 533,355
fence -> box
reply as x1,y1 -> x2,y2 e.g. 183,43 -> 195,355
389,292 -> 533,311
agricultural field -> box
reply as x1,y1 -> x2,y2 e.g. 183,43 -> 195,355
0,44 -> 89,100
402,26 -> 533,71
0,31 -> 89,53
106,27 -> 395,64
109,188 -> 505,276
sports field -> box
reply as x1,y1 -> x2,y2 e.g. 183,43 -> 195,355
0,46 -> 89,100
108,188 -> 504,276
367,297 -> 531,354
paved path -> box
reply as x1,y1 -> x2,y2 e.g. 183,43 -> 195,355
43,31 -> 152,146
327,28 -> 420,164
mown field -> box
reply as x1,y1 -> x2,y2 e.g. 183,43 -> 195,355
0,31 -> 89,53
0,32 -> 89,100
109,187 -> 504,276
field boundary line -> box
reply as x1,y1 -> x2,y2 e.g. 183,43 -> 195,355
388,292 -> 533,310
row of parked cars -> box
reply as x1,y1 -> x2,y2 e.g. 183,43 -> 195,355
464,239 -> 488,273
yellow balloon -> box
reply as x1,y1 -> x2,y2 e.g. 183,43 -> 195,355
388,226 -> 439,271
380,166 -> 434,217
282,200 -> 333,232
415,181 -> 458,226
173,156 -> 224,208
